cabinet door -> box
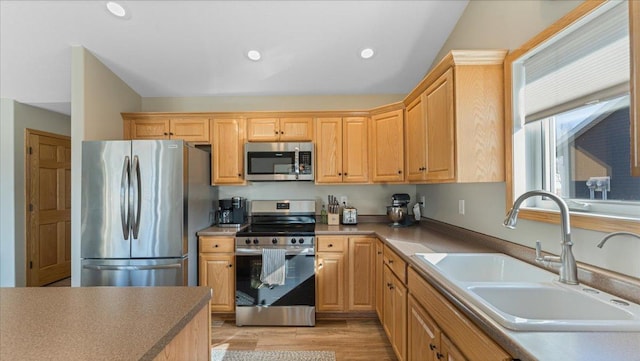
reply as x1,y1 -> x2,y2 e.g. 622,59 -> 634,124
316,252 -> 345,312
392,276 -> 407,361
371,109 -> 405,182
440,334 -> 467,361
212,118 -> 245,185
405,97 -> 426,182
199,253 -> 235,312
348,237 -> 375,311
169,118 -> 210,143
384,265 -> 407,361
279,117 -> 313,141
342,117 -> 369,183
408,295 -> 439,361
424,68 -> 455,181
247,118 -> 279,142
130,119 -> 170,140
375,239 -> 384,320
315,117 -> 343,183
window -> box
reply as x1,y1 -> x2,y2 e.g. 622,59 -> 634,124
508,1 -> 640,230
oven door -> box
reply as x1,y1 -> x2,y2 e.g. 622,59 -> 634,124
235,247 -> 315,307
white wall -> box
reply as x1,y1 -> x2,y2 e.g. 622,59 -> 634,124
70,47 -> 142,286
419,0 -> 639,279
0,99 -> 71,286
219,183 -> 416,215
0,99 -> 16,286
142,94 -> 404,113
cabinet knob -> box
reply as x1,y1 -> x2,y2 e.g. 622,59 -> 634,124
228,264 -> 233,268
238,173 -> 242,177
398,170 -> 402,174
429,344 -> 436,351
338,173 -> 342,176
388,259 -> 394,264
280,131 -> 284,134
344,173 -> 348,176
169,132 -> 174,135
377,251 -> 382,255
214,244 -> 219,248
163,132 -> 169,136
318,263 -> 323,267
436,352 -> 443,359
275,130 -> 279,134
328,244 -> 333,247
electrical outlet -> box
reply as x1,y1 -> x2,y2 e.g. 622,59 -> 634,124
340,196 -> 348,206
458,200 -> 465,215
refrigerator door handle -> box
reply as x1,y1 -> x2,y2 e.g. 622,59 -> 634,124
120,156 -> 131,240
131,155 -> 142,239
82,263 -> 182,271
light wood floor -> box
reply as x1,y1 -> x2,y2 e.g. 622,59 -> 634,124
211,318 -> 398,361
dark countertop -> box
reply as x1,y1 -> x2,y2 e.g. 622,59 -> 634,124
0,286 -> 212,361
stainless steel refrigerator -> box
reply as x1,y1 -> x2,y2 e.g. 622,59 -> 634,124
81,140 -> 215,287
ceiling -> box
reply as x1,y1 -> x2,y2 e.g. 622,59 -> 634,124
0,0 -> 469,116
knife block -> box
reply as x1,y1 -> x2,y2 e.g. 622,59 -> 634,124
327,213 -> 340,225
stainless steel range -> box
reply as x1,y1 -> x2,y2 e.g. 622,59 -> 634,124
234,200 -> 316,326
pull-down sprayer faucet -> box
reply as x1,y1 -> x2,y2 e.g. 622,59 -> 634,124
503,190 -> 578,285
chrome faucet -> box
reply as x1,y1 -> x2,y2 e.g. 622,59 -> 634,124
597,231 -> 640,248
503,190 -> 578,285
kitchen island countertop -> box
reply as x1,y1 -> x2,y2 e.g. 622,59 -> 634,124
0,286 -> 211,361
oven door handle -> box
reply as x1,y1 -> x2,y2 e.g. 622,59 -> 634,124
235,247 -> 315,256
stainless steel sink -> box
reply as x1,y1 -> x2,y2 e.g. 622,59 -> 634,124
413,253 -> 640,331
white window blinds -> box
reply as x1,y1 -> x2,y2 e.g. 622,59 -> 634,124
523,1 -> 629,123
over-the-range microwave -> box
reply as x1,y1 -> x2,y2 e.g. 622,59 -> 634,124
244,142 -> 314,181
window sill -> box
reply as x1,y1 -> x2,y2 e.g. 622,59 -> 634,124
518,208 -> 640,233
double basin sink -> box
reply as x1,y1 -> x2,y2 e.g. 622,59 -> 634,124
413,253 -> 640,332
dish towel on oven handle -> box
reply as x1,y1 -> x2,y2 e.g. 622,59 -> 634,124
260,248 -> 286,286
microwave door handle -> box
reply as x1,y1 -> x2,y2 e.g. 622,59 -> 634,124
294,147 -> 300,180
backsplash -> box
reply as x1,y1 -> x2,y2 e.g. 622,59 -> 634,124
218,183 -> 417,215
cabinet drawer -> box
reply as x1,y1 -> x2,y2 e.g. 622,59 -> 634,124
383,245 -> 407,284
199,236 -> 235,253
316,236 -> 347,252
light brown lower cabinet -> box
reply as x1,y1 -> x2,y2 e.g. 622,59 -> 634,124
383,265 -> 407,361
316,236 -> 376,313
152,303 -> 210,361
198,236 -> 235,313
375,238 -> 384,320
407,267 -> 512,361
408,294 -> 467,361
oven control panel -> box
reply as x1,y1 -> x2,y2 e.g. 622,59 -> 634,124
236,236 -> 314,247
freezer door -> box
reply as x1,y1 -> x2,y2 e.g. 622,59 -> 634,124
81,141 -> 132,259
131,140 -> 185,258
80,258 -> 187,286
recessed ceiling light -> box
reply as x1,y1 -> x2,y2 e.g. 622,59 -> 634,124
247,50 -> 262,61
106,2 -> 127,18
360,48 -> 375,59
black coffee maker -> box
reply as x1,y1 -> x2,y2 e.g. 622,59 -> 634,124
218,196 -> 247,225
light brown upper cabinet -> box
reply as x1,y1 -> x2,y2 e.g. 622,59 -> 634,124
370,105 -> 405,183
211,118 -> 245,185
403,50 -> 506,183
122,115 -> 210,143
405,96 -> 426,182
246,117 -> 313,142
315,117 -> 369,183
